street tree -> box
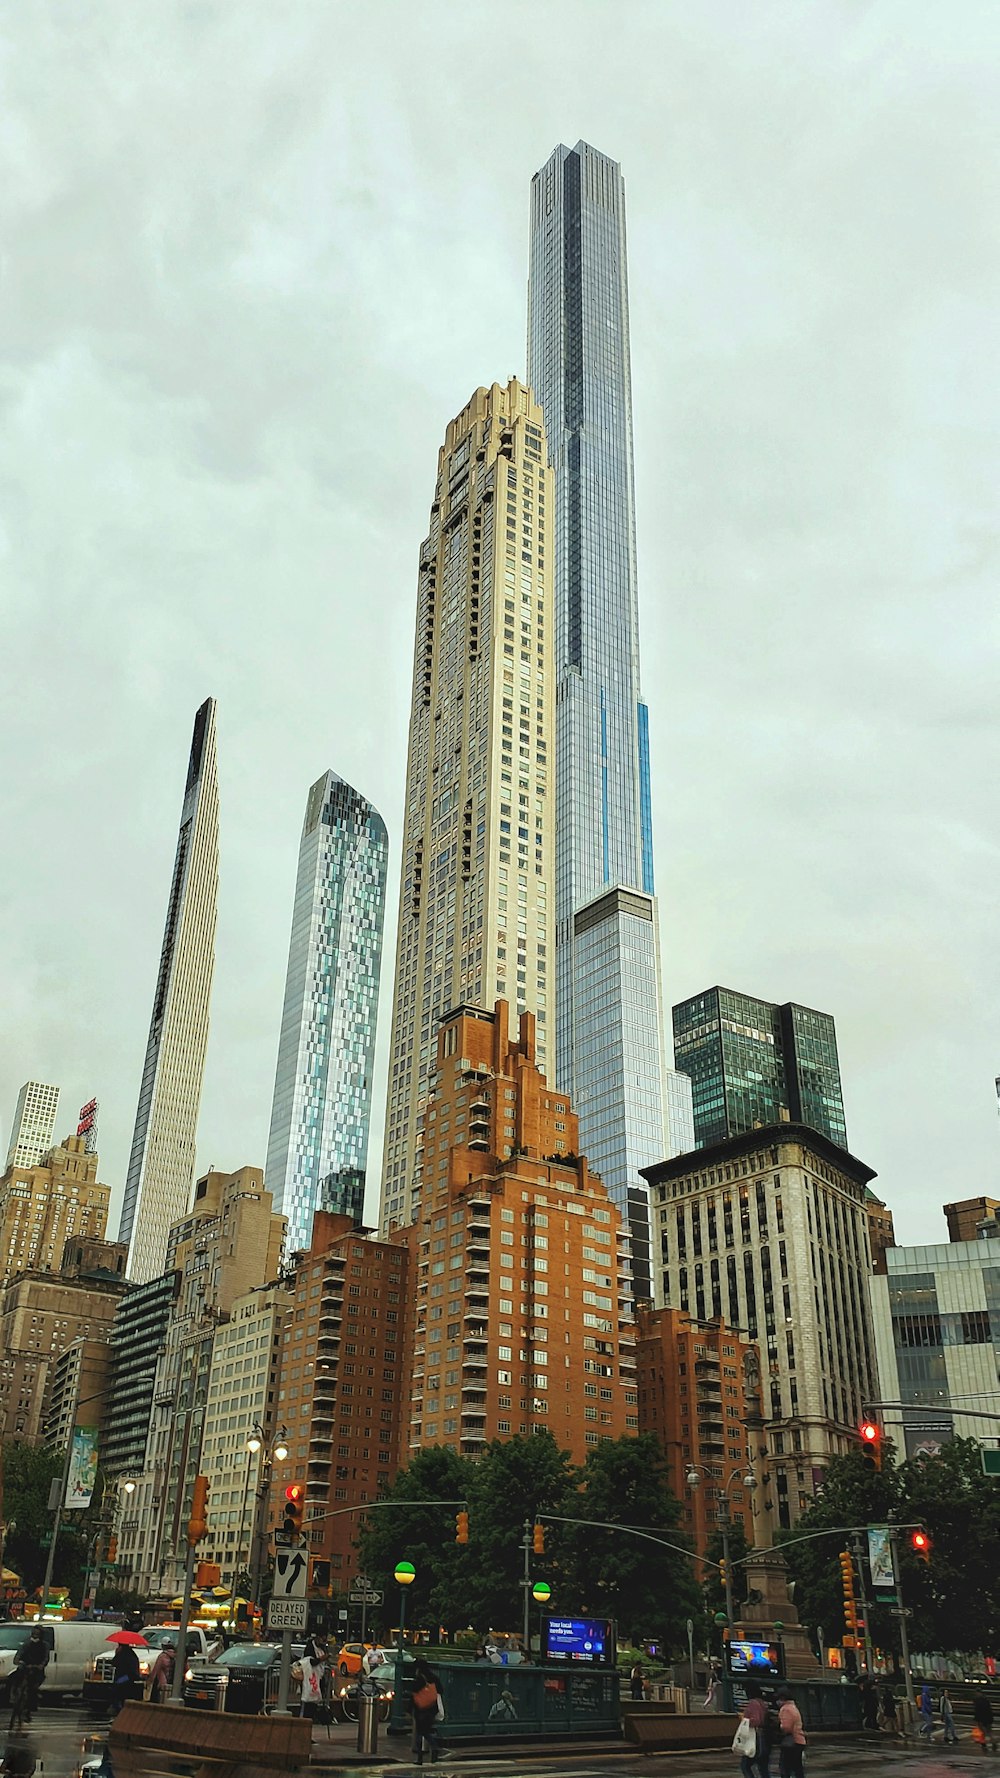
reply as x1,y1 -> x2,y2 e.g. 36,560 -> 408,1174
559,1434 -> 700,1649
355,1444 -> 472,1633
1,1440 -> 88,1596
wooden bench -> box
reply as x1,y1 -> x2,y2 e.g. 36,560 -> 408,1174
109,1702 -> 313,1772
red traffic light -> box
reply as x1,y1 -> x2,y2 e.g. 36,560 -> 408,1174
282,1481 -> 305,1537
911,1529 -> 932,1563
859,1420 -> 883,1470
860,1422 -> 878,1443
285,1483 -> 304,1502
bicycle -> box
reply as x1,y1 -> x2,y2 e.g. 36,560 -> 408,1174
340,1679 -> 391,1724
6,1667 -> 35,1734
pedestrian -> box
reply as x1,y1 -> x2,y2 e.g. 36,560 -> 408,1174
297,1644 -> 326,1721
472,1645 -> 491,1665
878,1682 -> 898,1735
148,1640 -> 175,1704
630,1664 -> 645,1702
972,1693 -> 995,1753
775,1685 -> 807,1778
858,1675 -> 879,1731
702,1659 -> 722,1710
12,1631 -> 48,1723
737,1679 -> 770,1778
363,1640 -> 387,1675
918,1682 -> 933,1736
939,1688 -> 957,1744
110,1640 -> 141,1716
409,1658 -> 443,1765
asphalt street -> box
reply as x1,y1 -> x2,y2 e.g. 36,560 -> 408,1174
4,1709 -> 999,1778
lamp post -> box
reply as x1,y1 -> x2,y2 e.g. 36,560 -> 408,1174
389,1561 -> 415,1736
686,1463 -> 757,1628
247,1426 -> 289,1621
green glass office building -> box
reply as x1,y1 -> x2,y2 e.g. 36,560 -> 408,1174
672,986 -> 847,1151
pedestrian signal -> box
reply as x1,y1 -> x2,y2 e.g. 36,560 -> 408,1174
311,1558 -> 331,1591
456,1510 -> 469,1544
532,1522 -> 545,1555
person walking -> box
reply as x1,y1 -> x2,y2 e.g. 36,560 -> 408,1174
148,1641 -> 175,1704
858,1675 -> 879,1731
738,1679 -> 770,1778
13,1631 -> 48,1724
879,1681 -> 899,1736
918,1682 -> 934,1737
972,1693 -> 995,1753
110,1640 -> 141,1717
775,1686 -> 806,1778
409,1658 -> 443,1765
939,1688 -> 957,1745
629,1664 -> 645,1702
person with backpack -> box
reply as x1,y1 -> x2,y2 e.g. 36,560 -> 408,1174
409,1659 -> 443,1765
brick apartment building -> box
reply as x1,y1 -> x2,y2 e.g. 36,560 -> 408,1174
635,1305 -> 758,1556
404,1001 -> 637,1464
275,1211 -> 410,1587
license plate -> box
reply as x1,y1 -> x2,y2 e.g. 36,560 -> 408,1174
195,1691 -> 209,1700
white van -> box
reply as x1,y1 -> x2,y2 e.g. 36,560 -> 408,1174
0,1620 -> 112,1701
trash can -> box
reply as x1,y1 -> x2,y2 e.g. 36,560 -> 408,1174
357,1689 -> 380,1755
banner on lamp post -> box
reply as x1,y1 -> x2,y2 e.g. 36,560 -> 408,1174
867,1525 -> 894,1588
65,1427 -> 99,1509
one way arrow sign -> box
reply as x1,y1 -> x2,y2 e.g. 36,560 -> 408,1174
273,1548 -> 308,1600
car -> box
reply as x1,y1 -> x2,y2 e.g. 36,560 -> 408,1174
83,1626 -> 223,1707
335,1642 -> 371,1677
183,1641 -> 306,1713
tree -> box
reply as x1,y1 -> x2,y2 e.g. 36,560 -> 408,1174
559,1435 -> 701,1650
1,1441 -> 89,1596
776,1447 -> 901,1652
703,1515 -> 752,1615
463,1432 -> 575,1632
355,1445 -> 474,1633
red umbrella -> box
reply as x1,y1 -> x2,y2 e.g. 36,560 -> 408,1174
105,1630 -> 149,1646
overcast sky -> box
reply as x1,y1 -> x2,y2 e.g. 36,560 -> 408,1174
2,1 -> 997,1248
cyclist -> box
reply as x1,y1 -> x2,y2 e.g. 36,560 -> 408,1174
13,1631 -> 48,1724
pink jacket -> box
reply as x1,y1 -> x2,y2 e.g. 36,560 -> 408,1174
779,1701 -> 806,1745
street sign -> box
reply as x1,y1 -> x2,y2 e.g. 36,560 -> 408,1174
349,1589 -> 383,1605
355,1575 -> 370,1587
267,1597 -> 308,1632
273,1529 -> 299,1548
273,1548 -> 308,1600
981,1449 -> 1000,1478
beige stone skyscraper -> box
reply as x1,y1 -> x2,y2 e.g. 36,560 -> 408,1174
0,1132 -> 111,1284
119,698 -> 219,1282
380,380 -> 555,1231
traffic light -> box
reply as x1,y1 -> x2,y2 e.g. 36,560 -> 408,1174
839,1550 -> 858,1636
718,1557 -> 728,1590
311,1558 -> 331,1592
196,1561 -> 221,1588
282,1481 -> 305,1538
456,1510 -> 469,1544
532,1522 -> 545,1555
106,1535 -> 118,1564
911,1528 -> 932,1564
188,1475 -> 209,1544
859,1420 -> 882,1472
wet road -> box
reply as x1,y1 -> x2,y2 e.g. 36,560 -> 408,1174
5,1707 -> 999,1778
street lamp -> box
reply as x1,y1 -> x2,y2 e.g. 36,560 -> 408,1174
686,1463 -> 757,1627
247,1425 -> 290,1616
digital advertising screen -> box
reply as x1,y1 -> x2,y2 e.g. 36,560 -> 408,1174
542,1616 -> 614,1665
725,1639 -> 786,1681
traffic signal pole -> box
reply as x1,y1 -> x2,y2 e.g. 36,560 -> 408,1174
850,1535 -> 875,1674
521,1520 -> 531,1650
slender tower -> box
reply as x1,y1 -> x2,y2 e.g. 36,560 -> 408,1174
265,770 -> 388,1251
528,142 -> 665,1297
379,379 -> 555,1232
119,698 -> 219,1282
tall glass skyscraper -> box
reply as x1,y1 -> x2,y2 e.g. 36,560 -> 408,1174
119,698 -> 219,1283
266,771 -> 388,1253
528,141 -> 666,1296
672,986 -> 848,1151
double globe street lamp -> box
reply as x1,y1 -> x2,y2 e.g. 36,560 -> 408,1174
246,1422 -> 290,1614
686,1461 -> 757,1626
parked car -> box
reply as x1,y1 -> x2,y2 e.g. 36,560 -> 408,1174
183,1641 -> 305,1713
0,1621 -> 114,1703
83,1625 -> 223,1707
335,1654 -> 414,1717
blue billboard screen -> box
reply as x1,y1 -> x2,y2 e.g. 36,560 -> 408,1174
542,1616 -> 613,1665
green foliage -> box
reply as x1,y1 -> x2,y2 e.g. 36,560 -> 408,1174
2,1441 -> 87,1594
703,1515 -> 752,1614
357,1433 -> 697,1651
777,1437 -> 1000,1657
557,1434 -> 700,1647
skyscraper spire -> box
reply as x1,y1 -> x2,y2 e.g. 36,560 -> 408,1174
119,697 -> 219,1282
528,142 -> 666,1297
265,769 -> 388,1251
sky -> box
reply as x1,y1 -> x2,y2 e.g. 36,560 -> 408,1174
2,1 -> 997,1249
